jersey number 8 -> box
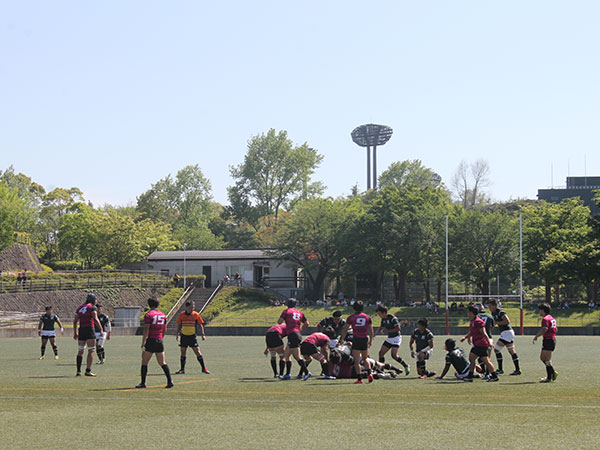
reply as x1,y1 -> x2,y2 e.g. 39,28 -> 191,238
292,312 -> 302,321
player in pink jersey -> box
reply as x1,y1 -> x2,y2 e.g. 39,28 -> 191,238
136,298 -> 173,389
460,305 -> 498,382
264,323 -> 288,378
300,328 -> 337,380
277,298 -> 310,380
73,293 -> 103,377
341,301 -> 374,384
533,303 -> 558,383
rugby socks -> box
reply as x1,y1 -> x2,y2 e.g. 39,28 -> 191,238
180,356 -> 187,372
320,362 -> 329,377
285,361 -> 292,375
385,363 -> 403,374
393,355 -> 409,369
512,353 -> 520,371
161,364 -> 173,385
379,357 -> 385,363
279,359 -> 285,375
545,362 -> 555,379
495,351 -> 503,371
40,345 -> 46,357
417,361 -> 425,375
297,360 -> 308,377
97,347 -> 104,362
76,355 -> 83,373
197,355 -> 206,371
52,345 -> 58,356
141,365 -> 148,385
270,359 -> 278,376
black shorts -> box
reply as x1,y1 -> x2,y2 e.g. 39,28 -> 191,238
300,341 -> 319,356
352,337 -> 369,351
287,331 -> 302,349
265,331 -> 284,349
179,334 -> 198,348
470,345 -> 489,358
542,339 -> 556,352
78,327 -> 95,341
382,340 -> 399,349
145,338 -> 164,353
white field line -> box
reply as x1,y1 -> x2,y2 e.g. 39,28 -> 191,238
0,395 -> 598,410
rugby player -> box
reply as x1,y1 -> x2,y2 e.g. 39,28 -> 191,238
95,304 -> 111,364
460,305 -> 498,382
436,338 -> 482,380
264,323 -> 288,378
488,299 -> 521,375
37,306 -> 63,360
300,327 -> 337,380
317,311 -> 346,348
278,298 -> 310,380
409,318 -> 436,378
477,305 -> 495,375
375,305 -> 409,375
136,297 -> 173,389
73,293 -> 103,377
175,301 -> 209,375
329,353 -> 401,380
341,301 -> 374,384
533,303 -> 558,383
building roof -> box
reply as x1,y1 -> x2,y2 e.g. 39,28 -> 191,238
147,249 -> 275,261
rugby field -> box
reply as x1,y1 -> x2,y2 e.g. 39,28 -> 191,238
0,335 -> 598,449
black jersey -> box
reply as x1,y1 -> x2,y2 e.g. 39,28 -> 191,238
331,343 -> 354,364
445,347 -> 469,373
96,313 -> 111,332
318,316 -> 346,337
380,314 -> 400,338
478,313 -> 495,337
39,314 -> 60,331
492,309 -> 512,332
411,328 -> 434,352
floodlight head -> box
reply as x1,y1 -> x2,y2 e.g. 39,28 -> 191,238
351,124 -> 393,148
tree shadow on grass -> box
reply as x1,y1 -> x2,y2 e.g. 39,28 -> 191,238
239,377 -> 279,383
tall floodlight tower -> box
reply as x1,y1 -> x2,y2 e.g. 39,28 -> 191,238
351,124 -> 393,190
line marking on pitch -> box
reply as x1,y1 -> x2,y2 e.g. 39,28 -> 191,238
0,395 -> 598,410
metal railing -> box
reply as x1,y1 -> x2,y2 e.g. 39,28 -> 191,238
199,282 -> 223,314
165,286 -> 194,324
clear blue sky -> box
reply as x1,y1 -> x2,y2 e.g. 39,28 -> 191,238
1,1 -> 599,207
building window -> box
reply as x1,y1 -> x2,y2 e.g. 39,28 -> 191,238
226,266 -> 242,277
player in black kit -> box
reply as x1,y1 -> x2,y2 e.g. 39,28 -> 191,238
409,318 -> 436,378
95,304 -> 112,364
375,305 -> 410,375
37,306 -> 64,360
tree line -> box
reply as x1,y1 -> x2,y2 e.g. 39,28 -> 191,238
1,128 -> 598,303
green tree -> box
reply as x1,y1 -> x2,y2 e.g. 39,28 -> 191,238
522,199 -> 592,302
450,208 -> 518,295
0,184 -> 20,250
228,129 -> 324,227
39,187 -> 84,260
378,160 -> 443,189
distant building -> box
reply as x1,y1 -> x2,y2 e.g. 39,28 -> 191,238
144,249 -> 304,299
538,176 -> 600,216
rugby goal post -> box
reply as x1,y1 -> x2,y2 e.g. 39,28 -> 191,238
445,214 -> 524,336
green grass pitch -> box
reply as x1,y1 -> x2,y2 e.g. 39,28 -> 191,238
1,335 -> 599,449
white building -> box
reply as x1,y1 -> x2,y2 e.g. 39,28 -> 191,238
144,249 -> 304,298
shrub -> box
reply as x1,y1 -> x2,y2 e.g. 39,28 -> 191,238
202,286 -> 276,323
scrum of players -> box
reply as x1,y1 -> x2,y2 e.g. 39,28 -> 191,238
265,298 -> 559,384
37,292 -> 559,387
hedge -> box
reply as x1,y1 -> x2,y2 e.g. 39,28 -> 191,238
201,286 -> 276,323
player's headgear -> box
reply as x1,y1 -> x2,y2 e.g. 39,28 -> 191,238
86,293 -> 97,304
147,297 -> 160,308
286,298 -> 297,308
539,303 -> 551,314
445,338 -> 456,351
324,326 -> 336,339
332,310 -> 342,318
353,301 -> 364,312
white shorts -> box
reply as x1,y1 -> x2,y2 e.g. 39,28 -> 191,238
384,335 -> 402,347
329,338 -> 339,349
418,349 -> 433,359
40,330 -> 55,338
95,332 -> 107,346
455,364 -> 471,379
499,329 -> 515,344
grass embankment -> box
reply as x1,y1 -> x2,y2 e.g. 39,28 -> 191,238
206,291 -> 600,327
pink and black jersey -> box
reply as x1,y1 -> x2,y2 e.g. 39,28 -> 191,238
469,316 -> 489,347
304,332 -> 330,347
76,303 -> 96,328
331,363 -> 354,379
144,309 -> 166,340
268,323 -> 288,338
541,315 -> 557,339
347,313 -> 372,338
279,307 -> 306,333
